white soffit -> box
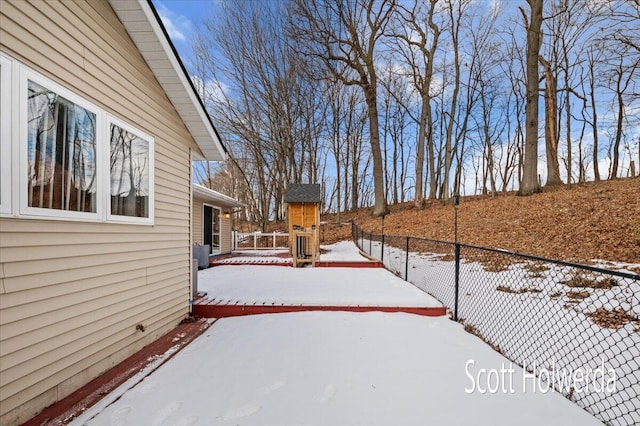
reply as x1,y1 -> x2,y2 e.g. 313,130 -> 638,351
108,0 -> 227,162
193,184 -> 245,209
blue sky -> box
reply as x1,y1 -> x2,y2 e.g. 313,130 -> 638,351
154,0 -> 639,193
152,0 -> 212,64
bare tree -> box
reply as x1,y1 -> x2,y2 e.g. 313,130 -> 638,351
519,0 -> 543,195
290,0 -> 394,217
379,65 -> 412,204
539,0 -> 609,187
441,0 -> 473,201
585,45 -> 602,181
538,54 -> 562,186
607,49 -> 639,178
391,0 -> 441,206
604,1 -> 640,178
192,0 -> 327,227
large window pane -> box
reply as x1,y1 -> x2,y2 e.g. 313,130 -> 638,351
110,123 -> 150,218
27,80 -> 97,212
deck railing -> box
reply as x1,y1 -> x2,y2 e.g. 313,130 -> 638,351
234,231 -> 289,250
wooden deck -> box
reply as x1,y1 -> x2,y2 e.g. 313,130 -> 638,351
209,251 -> 293,267
198,249 -> 444,318
192,294 -> 446,318
209,254 -> 382,269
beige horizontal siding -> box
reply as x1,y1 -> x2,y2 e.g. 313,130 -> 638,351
192,198 -> 204,245
0,0 -> 204,423
2,245 -> 187,285
1,283 -> 185,386
1,302 -> 185,422
221,216 -> 232,253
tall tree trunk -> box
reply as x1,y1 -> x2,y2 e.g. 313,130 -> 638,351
565,85 -> 572,189
539,56 -> 562,186
351,135 -> 359,210
415,97 -> 428,207
364,83 -> 388,216
427,107 -> 437,199
519,0 -> 543,196
610,89 -> 624,179
563,49 -> 572,189
443,0 -> 462,201
589,55 -> 600,181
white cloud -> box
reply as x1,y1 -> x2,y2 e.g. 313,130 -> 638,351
156,2 -> 191,42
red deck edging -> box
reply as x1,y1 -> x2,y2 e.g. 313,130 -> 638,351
314,261 -> 384,268
209,261 -> 293,267
192,303 -> 446,318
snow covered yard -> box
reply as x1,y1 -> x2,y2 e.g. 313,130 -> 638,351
358,237 -> 640,425
72,311 -> 600,426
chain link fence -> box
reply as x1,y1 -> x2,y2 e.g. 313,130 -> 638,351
352,221 -> 640,426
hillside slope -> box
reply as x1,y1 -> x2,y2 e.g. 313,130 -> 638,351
322,178 -> 640,265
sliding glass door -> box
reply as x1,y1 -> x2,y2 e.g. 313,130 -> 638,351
203,204 -> 220,254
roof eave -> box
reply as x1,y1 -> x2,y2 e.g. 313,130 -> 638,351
108,0 -> 227,162
193,184 -> 245,209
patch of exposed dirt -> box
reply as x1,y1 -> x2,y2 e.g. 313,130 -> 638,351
321,178 -> 640,265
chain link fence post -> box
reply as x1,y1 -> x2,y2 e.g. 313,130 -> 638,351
453,193 -> 460,321
454,243 -> 460,321
405,236 -> 409,280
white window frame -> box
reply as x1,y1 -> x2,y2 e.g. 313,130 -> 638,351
0,53 -> 12,215
18,65 -> 104,222
1,54 -> 156,225
106,114 -> 154,225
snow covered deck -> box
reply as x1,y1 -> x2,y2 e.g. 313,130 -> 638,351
316,240 -> 382,267
209,250 -> 293,267
193,263 -> 445,317
209,240 -> 381,268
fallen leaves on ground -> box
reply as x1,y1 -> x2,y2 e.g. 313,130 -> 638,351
586,307 -> 639,329
322,178 -> 640,265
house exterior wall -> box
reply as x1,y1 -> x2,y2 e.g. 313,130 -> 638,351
0,1 -> 200,423
192,196 -> 233,254
220,214 -> 232,253
192,197 -> 204,246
